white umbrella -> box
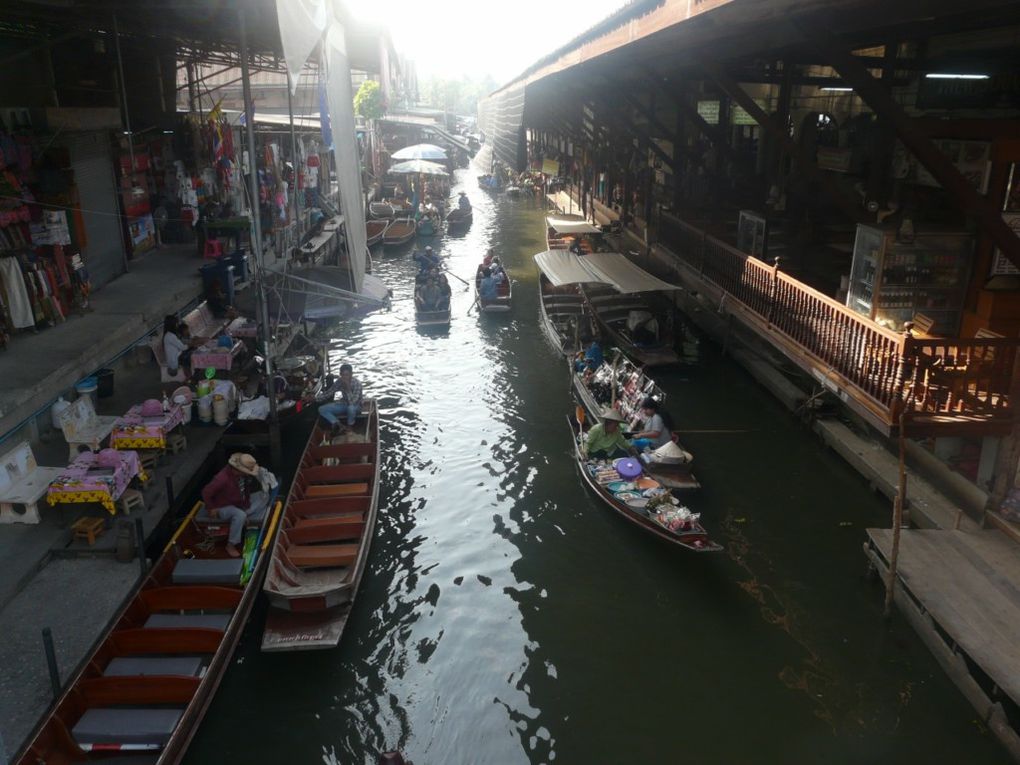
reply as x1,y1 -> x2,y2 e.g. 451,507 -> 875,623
389,159 -> 449,176
391,143 -> 447,160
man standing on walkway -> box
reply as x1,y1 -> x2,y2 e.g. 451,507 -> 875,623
318,363 -> 363,434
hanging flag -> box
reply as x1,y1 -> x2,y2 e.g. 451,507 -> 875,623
318,74 -> 333,150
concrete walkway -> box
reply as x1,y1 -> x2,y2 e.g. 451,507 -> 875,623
0,244 -> 203,441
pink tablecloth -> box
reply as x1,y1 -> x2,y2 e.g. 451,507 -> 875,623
227,317 -> 257,338
111,403 -> 186,449
47,450 -> 146,513
191,340 -> 243,371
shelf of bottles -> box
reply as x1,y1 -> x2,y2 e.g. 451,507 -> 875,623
846,224 -> 973,334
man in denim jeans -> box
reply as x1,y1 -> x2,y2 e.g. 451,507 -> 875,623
318,363 -> 363,434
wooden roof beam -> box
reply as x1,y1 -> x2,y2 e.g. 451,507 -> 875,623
798,23 -> 1020,269
702,61 -> 867,224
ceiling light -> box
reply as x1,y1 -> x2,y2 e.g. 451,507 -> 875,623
819,87 -> 853,92
925,73 -> 989,80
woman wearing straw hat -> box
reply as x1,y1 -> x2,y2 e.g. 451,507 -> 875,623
199,453 -> 276,558
582,408 -> 631,460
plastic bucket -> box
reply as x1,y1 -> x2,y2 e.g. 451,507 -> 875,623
96,368 -> 115,398
197,397 -> 213,423
212,394 -> 229,426
75,377 -> 98,408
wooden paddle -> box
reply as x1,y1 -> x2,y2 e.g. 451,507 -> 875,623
442,268 -> 471,288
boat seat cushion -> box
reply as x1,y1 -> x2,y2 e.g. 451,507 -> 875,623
171,558 -> 243,585
144,613 -> 231,631
104,656 -> 204,677
72,707 -> 183,746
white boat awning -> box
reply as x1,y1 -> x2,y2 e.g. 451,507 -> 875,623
545,216 -> 603,235
534,250 -> 608,287
533,251 -> 681,294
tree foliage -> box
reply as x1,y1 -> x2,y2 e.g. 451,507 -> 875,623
420,74 -> 498,116
354,80 -> 386,120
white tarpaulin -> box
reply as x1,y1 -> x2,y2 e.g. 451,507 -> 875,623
533,251 -> 681,294
324,24 -> 367,293
582,253 -> 682,294
534,250 -> 609,287
275,0 -> 328,93
545,216 -> 603,235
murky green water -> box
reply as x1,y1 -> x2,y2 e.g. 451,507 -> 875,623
186,172 -> 1009,764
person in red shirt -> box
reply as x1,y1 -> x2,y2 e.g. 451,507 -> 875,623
199,453 -> 274,558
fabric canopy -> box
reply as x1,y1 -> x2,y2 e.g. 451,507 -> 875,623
389,159 -> 448,176
545,216 -> 603,235
391,143 -> 448,160
533,251 -> 681,294
275,0 -> 328,94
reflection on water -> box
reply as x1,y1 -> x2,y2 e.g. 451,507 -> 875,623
185,171 -> 1008,765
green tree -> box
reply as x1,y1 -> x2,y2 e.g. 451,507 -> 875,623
354,80 -> 385,120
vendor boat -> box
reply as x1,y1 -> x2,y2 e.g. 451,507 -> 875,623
505,185 -> 522,197
568,414 -> 720,552
262,402 -> 381,651
571,357 -> 700,490
366,219 -> 390,247
416,216 -> 439,237
581,284 -> 681,367
13,490 -> 283,764
383,218 -> 416,249
446,207 -> 473,230
474,266 -> 512,313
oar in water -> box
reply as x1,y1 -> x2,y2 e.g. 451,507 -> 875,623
441,268 -> 471,289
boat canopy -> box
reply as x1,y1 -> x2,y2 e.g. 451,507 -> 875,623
545,216 -> 603,235
533,251 -> 681,294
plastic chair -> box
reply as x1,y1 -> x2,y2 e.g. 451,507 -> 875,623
203,238 -> 224,260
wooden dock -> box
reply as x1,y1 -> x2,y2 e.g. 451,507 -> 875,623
865,528 -> 1020,761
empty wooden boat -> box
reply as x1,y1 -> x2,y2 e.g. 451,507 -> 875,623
369,201 -> 395,219
581,284 -> 680,367
13,491 -> 282,765
366,219 -> 390,247
545,215 -> 602,251
262,402 -> 380,651
446,207 -> 473,230
568,415 -> 720,552
383,218 -> 416,249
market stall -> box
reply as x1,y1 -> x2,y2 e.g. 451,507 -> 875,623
46,448 -> 147,514
110,400 -> 186,450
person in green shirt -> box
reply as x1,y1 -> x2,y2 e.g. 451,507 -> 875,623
583,408 -> 632,459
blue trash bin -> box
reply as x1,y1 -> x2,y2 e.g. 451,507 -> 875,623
199,262 -> 235,312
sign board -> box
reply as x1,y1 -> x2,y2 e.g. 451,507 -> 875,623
697,101 -> 719,125
541,158 -> 560,176
991,213 -> 1020,276
697,99 -> 766,126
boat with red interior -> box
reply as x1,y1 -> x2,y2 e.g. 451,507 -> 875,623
13,490 -> 282,765
261,400 -> 380,651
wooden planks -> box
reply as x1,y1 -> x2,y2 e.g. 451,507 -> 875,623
867,528 -> 1020,705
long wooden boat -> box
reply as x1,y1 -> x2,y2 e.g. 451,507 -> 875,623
262,402 -> 380,651
580,284 -> 681,367
446,207 -> 473,229
539,272 -> 587,355
366,219 -> 390,247
570,358 -> 700,490
568,416 -> 720,552
14,490 -> 283,764
383,218 -> 416,249
369,201 -> 395,219
546,215 -> 601,251
474,266 -> 512,313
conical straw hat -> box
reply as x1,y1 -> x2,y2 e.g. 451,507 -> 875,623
651,441 -> 693,464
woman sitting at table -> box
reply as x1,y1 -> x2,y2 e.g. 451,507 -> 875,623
163,315 -> 200,378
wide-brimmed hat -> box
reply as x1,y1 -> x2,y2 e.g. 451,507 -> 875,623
228,453 -> 260,476
600,408 -> 626,423
651,441 -> 693,465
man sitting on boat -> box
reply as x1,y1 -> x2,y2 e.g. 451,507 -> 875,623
317,363 -> 364,435
479,267 -> 498,302
200,453 -> 277,558
627,310 -> 660,345
458,191 -> 471,211
628,397 -> 673,452
583,408 -> 631,460
413,245 -> 440,273
416,276 -> 446,312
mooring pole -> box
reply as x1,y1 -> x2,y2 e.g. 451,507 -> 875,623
134,517 -> 147,576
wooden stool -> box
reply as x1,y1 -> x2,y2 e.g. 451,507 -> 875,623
72,516 -> 105,546
118,488 -> 145,516
138,450 -> 159,473
167,432 -> 187,455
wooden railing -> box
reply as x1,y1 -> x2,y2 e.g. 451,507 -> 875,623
657,213 -> 1018,431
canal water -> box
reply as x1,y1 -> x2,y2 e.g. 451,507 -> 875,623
186,172 -> 1009,764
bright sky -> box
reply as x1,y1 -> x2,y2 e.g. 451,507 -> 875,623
345,0 -> 629,84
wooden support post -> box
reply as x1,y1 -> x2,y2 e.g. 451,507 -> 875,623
885,408 -> 909,617
801,27 -> 1020,268
702,61 -> 865,224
